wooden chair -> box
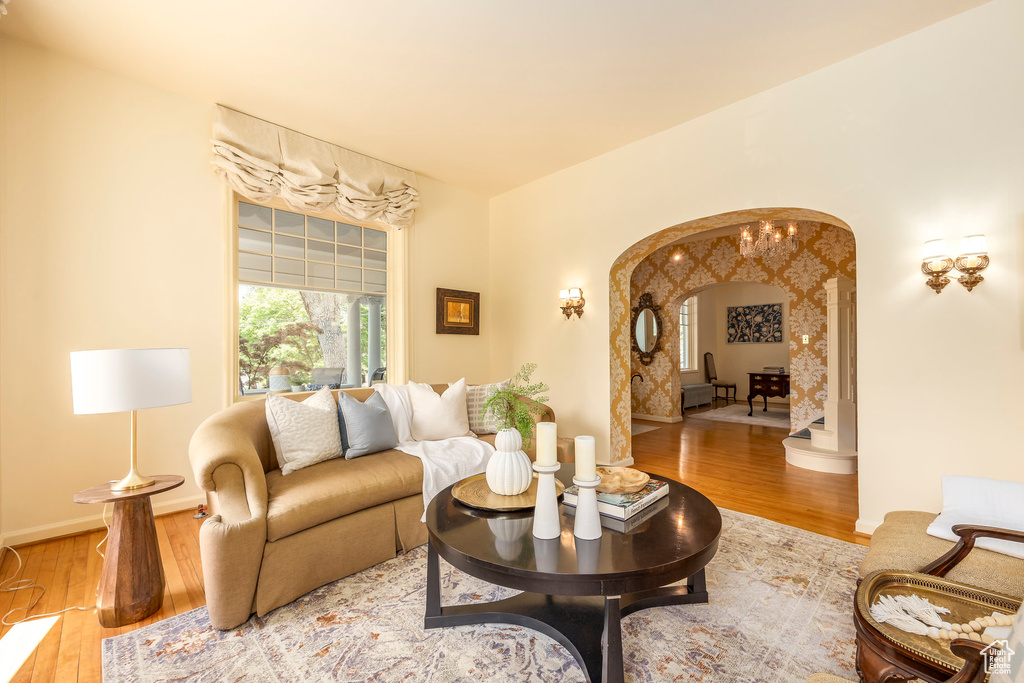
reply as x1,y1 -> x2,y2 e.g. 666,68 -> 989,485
704,352 -> 736,404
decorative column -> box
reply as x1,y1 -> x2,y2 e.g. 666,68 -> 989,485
816,276 -> 857,452
367,300 -> 382,382
346,300 -> 362,387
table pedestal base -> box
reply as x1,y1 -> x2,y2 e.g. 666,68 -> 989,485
98,497 -> 165,628
424,542 -> 708,683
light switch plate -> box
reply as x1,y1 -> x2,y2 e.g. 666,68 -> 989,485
802,335 -> 810,344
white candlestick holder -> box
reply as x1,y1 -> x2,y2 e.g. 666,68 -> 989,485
532,462 -> 562,539
572,476 -> 603,540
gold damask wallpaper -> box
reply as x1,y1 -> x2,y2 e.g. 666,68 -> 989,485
628,221 -> 855,432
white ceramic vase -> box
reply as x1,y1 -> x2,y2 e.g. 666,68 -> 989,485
486,428 -> 533,495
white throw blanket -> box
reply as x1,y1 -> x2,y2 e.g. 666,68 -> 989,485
374,384 -> 494,521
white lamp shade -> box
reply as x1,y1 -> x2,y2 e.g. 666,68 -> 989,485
559,289 -> 570,300
959,234 -> 987,256
921,239 -> 950,260
71,348 -> 192,415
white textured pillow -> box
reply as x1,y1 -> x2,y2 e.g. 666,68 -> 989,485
455,379 -> 510,434
409,379 -> 472,441
373,383 -> 414,444
265,387 -> 343,475
926,476 -> 1024,559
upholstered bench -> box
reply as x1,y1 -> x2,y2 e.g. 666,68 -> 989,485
682,383 -> 713,410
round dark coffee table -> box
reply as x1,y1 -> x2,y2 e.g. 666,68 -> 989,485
424,469 -> 721,683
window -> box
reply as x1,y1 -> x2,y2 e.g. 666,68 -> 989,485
679,296 -> 698,372
235,199 -> 388,395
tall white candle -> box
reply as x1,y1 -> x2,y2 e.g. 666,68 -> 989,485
536,422 -> 558,466
574,435 -> 597,481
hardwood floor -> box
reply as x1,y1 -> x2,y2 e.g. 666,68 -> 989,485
0,509 -> 204,682
3,408 -> 862,681
631,402 -> 866,545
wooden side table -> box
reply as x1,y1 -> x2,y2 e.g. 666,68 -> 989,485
746,372 -> 790,416
74,475 -> 184,627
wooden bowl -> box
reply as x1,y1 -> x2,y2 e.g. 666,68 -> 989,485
596,467 -> 650,494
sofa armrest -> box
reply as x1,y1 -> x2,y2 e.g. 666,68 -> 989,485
188,411 -> 270,629
921,524 -> 1024,577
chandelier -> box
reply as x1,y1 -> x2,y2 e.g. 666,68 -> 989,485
739,220 -> 799,260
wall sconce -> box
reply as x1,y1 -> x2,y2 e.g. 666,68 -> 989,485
559,288 -> 585,319
953,234 -> 989,292
921,239 -> 954,293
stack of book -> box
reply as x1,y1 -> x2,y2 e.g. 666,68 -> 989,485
563,479 -> 669,532
763,366 -> 785,374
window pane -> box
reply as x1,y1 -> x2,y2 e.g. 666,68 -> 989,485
238,202 -> 272,230
275,234 -> 305,259
275,210 -> 305,236
364,249 -> 386,270
309,262 -> 334,289
336,223 -> 362,246
239,228 -> 272,254
274,257 -> 304,285
308,216 -> 334,241
308,239 -> 334,263
364,228 -> 387,251
239,252 -> 272,282
336,245 -> 361,267
364,269 -> 386,293
336,266 -> 361,290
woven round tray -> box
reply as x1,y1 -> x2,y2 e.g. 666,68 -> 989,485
452,473 -> 565,512
596,467 -> 650,494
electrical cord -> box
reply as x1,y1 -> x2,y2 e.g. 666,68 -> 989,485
0,503 -> 110,626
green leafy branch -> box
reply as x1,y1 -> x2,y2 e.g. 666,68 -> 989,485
480,363 -> 550,447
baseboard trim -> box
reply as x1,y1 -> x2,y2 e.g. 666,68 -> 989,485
3,494 -> 206,547
855,518 -> 880,536
631,413 -> 682,424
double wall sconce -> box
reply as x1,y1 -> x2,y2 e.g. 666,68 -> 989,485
921,235 -> 989,293
559,288 -> 585,319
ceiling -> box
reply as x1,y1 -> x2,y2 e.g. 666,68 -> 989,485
0,0 -> 989,196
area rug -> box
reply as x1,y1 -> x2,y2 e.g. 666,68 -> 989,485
630,421 -> 661,436
692,403 -> 791,429
102,509 -> 865,682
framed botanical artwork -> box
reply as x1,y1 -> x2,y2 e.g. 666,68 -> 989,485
726,303 -> 783,343
436,288 -> 480,335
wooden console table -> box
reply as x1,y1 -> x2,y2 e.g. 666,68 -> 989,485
746,372 -> 790,416
73,475 -> 184,627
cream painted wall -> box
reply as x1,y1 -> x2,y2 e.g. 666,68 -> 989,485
489,0 -> 1024,531
708,283 -> 790,404
0,38 -> 223,543
406,176 -> 492,385
0,39 -> 492,543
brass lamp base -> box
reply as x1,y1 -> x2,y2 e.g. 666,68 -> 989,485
110,409 -> 155,490
111,468 -> 156,491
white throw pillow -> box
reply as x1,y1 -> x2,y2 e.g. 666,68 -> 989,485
926,476 -> 1024,560
454,379 -> 510,434
265,387 -> 343,475
408,378 -> 472,441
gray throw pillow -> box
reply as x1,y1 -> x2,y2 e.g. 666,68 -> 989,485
337,391 -> 398,459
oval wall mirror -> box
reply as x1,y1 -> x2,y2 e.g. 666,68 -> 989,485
630,293 -> 663,365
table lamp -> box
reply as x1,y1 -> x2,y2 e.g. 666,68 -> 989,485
70,348 -> 192,490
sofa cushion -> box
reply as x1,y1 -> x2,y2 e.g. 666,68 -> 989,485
265,449 -> 423,541
860,510 -> 1024,599
337,391 -> 397,459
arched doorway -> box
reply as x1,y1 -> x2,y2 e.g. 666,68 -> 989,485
609,208 -> 855,464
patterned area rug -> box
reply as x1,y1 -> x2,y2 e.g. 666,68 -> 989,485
102,509 -> 865,682
692,403 -> 791,429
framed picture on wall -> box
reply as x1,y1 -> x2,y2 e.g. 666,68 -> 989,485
436,288 -> 480,335
727,303 -> 783,343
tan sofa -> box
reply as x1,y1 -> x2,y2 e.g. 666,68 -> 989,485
859,510 -> 1024,599
188,385 -> 571,630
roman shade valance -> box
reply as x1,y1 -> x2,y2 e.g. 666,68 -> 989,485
211,105 -> 419,228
